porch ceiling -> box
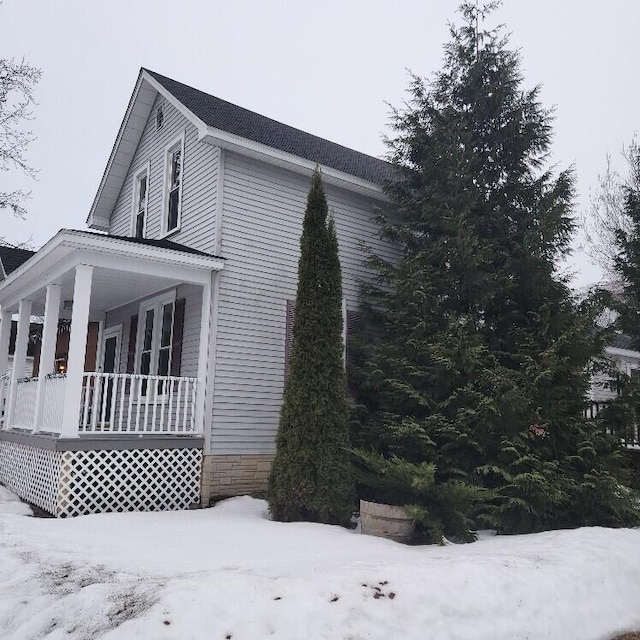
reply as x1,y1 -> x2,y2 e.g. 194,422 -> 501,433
22,267 -> 190,318
0,230 -> 224,316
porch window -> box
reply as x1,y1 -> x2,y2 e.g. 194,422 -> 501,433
163,133 -> 185,235
133,167 -> 148,239
136,293 -> 176,387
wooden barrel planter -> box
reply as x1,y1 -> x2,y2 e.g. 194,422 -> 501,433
360,499 -> 415,543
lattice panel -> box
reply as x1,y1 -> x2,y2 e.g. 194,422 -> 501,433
0,441 -> 62,514
57,447 -> 202,517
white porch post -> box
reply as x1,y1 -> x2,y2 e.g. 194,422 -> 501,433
0,308 -> 12,375
61,265 -> 93,438
33,284 -> 61,432
5,299 -> 32,427
195,276 -> 213,435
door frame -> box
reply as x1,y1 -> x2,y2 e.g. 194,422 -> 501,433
100,324 -> 122,374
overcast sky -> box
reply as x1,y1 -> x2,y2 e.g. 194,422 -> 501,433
2,0 -> 639,287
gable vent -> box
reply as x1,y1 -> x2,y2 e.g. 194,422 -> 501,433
155,105 -> 164,131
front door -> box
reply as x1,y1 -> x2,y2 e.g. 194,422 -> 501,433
100,326 -> 121,423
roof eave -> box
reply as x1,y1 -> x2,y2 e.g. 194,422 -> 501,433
199,125 -> 388,201
87,69 -> 210,232
0,230 -> 224,311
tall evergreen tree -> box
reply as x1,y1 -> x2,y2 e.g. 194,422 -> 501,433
598,146 -> 640,450
351,1 -> 640,535
268,170 -> 354,525
612,148 -> 640,343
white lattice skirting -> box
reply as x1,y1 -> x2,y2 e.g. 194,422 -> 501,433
0,440 -> 202,517
0,440 -> 62,514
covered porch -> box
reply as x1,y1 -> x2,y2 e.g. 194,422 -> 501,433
0,230 -> 223,515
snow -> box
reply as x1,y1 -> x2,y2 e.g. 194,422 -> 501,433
0,489 -> 639,639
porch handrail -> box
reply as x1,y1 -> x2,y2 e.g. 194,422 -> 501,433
80,372 -> 198,435
11,376 -> 38,430
0,372 -> 10,429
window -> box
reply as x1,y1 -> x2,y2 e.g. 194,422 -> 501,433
136,292 -> 176,392
132,164 -> 149,239
163,133 -> 185,235
155,105 -> 164,131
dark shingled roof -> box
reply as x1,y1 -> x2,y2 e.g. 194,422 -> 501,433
75,231 -> 221,259
145,69 -> 393,186
0,245 -> 35,276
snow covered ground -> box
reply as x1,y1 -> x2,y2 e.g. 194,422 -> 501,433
0,486 -> 639,640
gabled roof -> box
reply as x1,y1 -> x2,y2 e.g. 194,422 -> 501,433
145,70 -> 393,186
0,245 -> 35,279
87,69 -> 391,231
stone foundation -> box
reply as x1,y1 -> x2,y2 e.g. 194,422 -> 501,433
201,454 -> 275,505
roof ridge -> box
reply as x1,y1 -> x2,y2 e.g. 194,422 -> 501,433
143,69 -> 393,186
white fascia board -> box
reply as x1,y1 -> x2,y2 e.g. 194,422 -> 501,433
199,127 -> 388,201
606,346 -> 640,359
62,231 -> 225,271
141,71 -> 210,133
87,72 -> 148,231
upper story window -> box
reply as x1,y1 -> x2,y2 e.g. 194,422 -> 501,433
132,163 -> 149,239
163,132 -> 185,235
155,105 -> 164,131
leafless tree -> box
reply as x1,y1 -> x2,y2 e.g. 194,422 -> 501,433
582,137 -> 640,291
0,57 -> 41,219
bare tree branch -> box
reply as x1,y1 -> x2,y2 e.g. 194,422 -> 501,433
0,56 -> 41,219
582,136 -> 640,289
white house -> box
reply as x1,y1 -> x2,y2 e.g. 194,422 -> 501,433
0,69 -> 396,516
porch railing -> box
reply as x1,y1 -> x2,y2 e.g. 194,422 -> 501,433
79,372 -> 198,434
41,374 -> 67,432
13,377 -> 38,429
584,400 -> 640,447
0,373 -> 9,428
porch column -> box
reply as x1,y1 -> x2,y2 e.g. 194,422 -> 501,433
5,299 -> 32,427
0,308 -> 12,375
195,276 -> 214,435
61,265 -> 93,437
33,284 -> 61,432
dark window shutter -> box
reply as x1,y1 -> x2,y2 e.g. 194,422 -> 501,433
284,299 -> 296,384
126,314 -> 138,374
170,298 -> 186,377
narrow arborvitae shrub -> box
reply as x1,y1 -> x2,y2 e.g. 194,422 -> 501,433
350,1 -> 640,536
267,170 -> 355,526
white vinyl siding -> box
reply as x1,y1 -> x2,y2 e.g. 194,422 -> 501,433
108,96 -> 218,254
210,153 -> 398,455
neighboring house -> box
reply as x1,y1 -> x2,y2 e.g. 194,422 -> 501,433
587,333 -> 640,446
0,245 -> 35,282
590,334 -> 640,403
0,69 -> 396,516
1,249 -> 37,403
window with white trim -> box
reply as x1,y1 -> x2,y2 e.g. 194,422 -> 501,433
136,292 -> 176,388
163,133 -> 185,235
132,165 -> 149,239
155,105 -> 164,131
